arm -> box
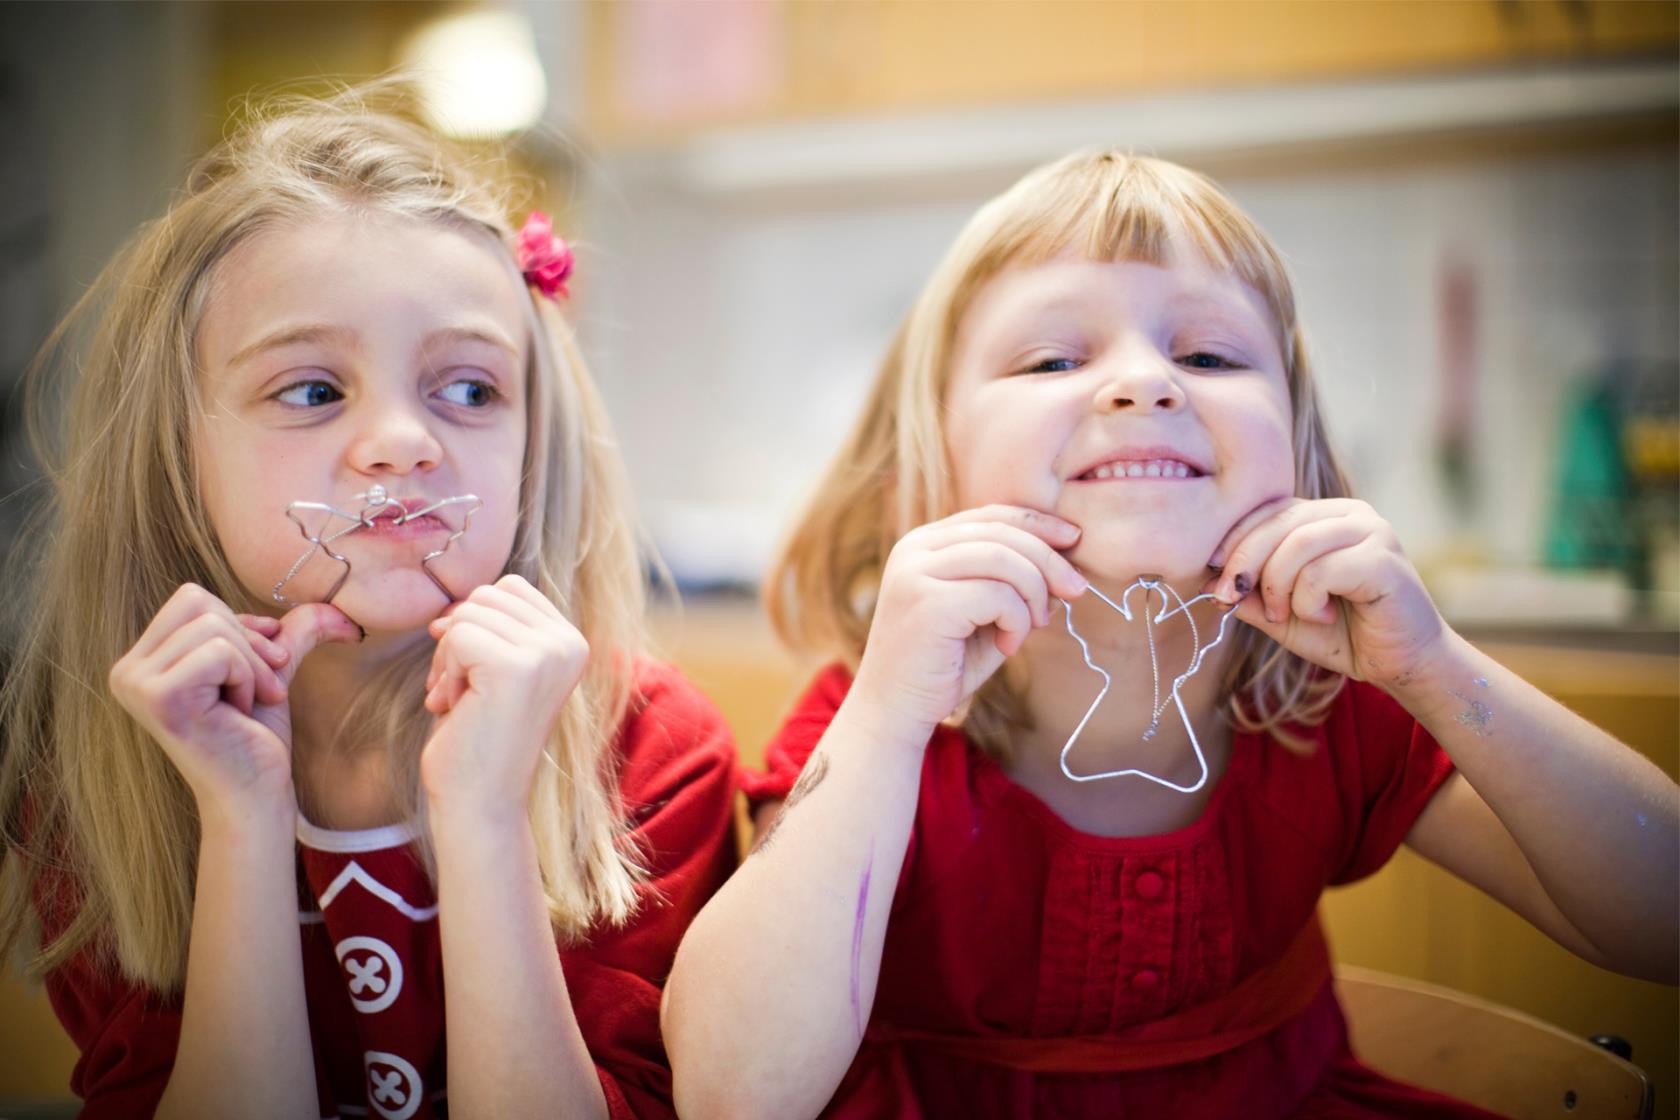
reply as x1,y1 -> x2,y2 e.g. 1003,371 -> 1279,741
664,694 -> 927,1120
662,506 -> 1086,1120
430,808 -> 608,1119
420,576 -> 613,1119
155,802 -> 317,1120
1396,633 -> 1678,982
1209,499 -> 1680,982
107,588 -> 358,1119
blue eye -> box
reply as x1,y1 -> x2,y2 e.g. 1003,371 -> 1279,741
437,379 -> 498,407
1020,357 -> 1082,375
274,380 -> 343,407
1178,351 -> 1238,371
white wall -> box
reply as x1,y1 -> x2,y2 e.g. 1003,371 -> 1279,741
579,115 -> 1677,590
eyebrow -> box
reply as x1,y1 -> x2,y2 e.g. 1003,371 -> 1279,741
225,323 -> 520,371
226,324 -> 360,370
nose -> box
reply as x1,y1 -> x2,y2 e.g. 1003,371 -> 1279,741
1091,348 -> 1186,414
344,397 -> 442,479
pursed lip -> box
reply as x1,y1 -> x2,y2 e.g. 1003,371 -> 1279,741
1069,445 -> 1211,481
360,497 -> 448,534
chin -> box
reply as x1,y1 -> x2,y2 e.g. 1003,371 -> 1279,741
1065,525 -> 1220,591
303,570 -> 457,634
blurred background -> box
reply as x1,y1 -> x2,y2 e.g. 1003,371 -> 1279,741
0,0 -> 1675,1114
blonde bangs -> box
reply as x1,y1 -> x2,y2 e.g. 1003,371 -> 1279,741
770,150 -> 1347,761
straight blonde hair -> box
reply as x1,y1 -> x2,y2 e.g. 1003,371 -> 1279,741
0,84 -> 650,990
767,150 -> 1349,759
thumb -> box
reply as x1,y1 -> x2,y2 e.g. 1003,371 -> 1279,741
273,603 -> 364,684
1229,594 -> 1287,644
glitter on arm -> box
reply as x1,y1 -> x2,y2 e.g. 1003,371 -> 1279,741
1449,676 -> 1494,737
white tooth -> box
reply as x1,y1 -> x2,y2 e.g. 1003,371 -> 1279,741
1144,462 -> 1163,477
1094,464 -> 1112,479
1125,462 -> 1144,478
1174,463 -> 1190,478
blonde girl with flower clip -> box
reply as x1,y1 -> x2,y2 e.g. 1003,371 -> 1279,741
0,86 -> 737,1120
662,151 -> 1679,1119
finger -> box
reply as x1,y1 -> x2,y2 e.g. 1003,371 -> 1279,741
434,582 -> 554,637
1294,538 -> 1396,612
920,541 -> 1053,627
1290,554 -> 1345,626
148,613 -> 287,709
273,603 -> 363,684
131,584 -> 229,659
218,639 -> 256,717
430,600 -> 531,648
239,624 -> 292,671
489,574 -> 566,621
158,636 -> 254,722
1217,501 -> 1361,605
939,505 -> 1081,549
236,613 -> 284,638
1257,517 -> 1371,624
919,521 -> 1087,598
432,623 -> 513,711
953,579 -> 1033,656
1206,496 -> 1297,571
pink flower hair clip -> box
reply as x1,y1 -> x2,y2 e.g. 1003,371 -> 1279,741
515,210 -> 574,300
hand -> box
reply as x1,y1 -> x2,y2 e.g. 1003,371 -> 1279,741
420,575 -> 588,819
1205,498 -> 1447,689
852,505 -> 1087,732
108,584 -> 361,819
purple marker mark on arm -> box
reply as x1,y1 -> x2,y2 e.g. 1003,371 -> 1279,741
850,845 -> 873,1038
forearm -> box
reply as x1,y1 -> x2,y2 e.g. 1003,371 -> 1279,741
157,802 -> 316,1120
1393,630 -> 1680,976
431,806 -> 607,1120
664,696 -> 927,1120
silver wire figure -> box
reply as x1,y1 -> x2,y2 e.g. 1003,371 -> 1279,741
271,484 -> 483,607
1058,575 -> 1238,793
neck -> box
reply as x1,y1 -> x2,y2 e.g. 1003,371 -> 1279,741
288,628 -> 429,758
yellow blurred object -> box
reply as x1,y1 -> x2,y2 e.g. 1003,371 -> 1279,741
1625,415 -> 1680,481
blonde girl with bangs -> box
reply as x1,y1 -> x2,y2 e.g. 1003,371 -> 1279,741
663,151 -> 1677,1119
0,85 -> 737,1120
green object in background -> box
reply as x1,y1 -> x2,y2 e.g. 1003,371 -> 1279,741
1544,378 -> 1636,573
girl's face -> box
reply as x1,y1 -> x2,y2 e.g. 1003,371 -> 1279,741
195,211 -> 529,633
945,247 -> 1296,587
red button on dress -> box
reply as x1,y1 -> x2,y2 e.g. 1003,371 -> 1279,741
1131,968 -> 1162,992
1133,870 -> 1165,899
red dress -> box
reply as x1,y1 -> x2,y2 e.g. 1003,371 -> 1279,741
43,660 -> 738,1119
741,665 -> 1507,1119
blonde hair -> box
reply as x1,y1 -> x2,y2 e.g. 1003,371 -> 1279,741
767,150 -> 1348,759
0,84 -> 650,989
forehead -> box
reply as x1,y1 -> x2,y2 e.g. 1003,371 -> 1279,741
197,211 -> 528,365
959,248 -> 1280,346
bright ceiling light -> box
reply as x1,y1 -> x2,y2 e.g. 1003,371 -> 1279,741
400,9 -> 548,139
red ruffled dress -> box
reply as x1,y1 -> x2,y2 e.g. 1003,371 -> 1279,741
741,665 -> 1507,1119
42,660 -> 738,1119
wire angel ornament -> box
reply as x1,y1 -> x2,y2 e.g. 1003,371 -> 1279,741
1057,575 -> 1238,793
270,484 -> 483,607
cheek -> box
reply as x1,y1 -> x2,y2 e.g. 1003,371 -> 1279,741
947,391 -> 1067,509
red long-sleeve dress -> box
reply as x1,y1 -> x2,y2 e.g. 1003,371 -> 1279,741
43,660 -> 738,1119
741,665 -> 1507,1119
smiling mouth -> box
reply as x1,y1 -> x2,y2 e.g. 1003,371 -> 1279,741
1076,458 -> 1205,481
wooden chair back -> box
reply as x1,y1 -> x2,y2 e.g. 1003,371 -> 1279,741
1336,965 -> 1653,1120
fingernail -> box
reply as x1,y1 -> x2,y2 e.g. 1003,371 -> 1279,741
1206,562 -> 1224,574
273,646 -> 291,661
1233,573 -> 1252,596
